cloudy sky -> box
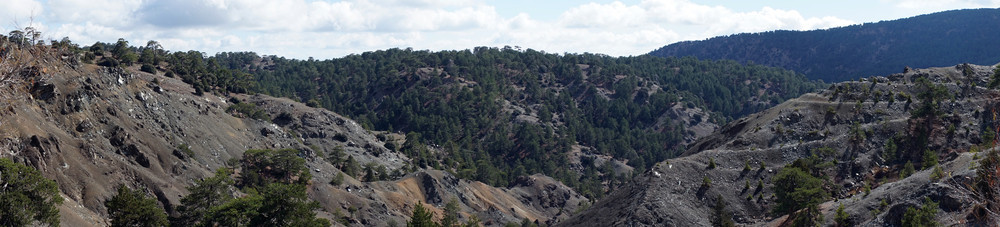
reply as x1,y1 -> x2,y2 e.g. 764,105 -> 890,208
3,0 -> 999,59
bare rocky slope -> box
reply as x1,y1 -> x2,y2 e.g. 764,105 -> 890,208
0,50 -> 585,226
561,63 -> 1000,226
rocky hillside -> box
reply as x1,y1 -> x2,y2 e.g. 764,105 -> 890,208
0,45 -> 585,226
561,63 -> 1000,226
650,8 -> 1000,82
203,49 -> 823,200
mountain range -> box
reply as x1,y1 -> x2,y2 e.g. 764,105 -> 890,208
650,8 -> 1000,82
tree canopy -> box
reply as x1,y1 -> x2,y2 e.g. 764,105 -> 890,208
177,149 -> 329,227
104,185 -> 170,227
0,158 -> 63,226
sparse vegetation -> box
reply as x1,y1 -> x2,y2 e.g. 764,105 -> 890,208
930,166 -> 945,181
911,77 -> 951,119
330,172 -> 345,186
177,143 -> 194,157
988,64 -> 1000,88
227,102 -> 271,122
901,197 -> 939,227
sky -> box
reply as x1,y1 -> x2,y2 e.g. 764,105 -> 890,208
2,0 -> 999,59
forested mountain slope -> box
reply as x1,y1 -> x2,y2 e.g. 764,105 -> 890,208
562,63 -> 1000,226
0,36 -> 589,226
650,8 -> 1000,82
204,48 -> 823,198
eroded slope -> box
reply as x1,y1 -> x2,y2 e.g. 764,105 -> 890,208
562,64 -> 1000,226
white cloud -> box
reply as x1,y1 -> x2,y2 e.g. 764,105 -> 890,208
884,0 -> 1000,9
23,0 -> 861,59
559,2 -> 647,28
544,0 -> 854,55
0,0 -> 44,31
707,7 -> 853,36
46,0 -> 141,28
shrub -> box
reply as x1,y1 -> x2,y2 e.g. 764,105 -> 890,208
707,157 -> 716,169
835,203 -> 850,227
105,185 -> 169,227
901,197 -> 939,227
98,57 -> 120,67
922,150 -> 938,169
227,102 -> 271,122
900,161 -> 915,179
306,99 -> 322,108
177,144 -> 194,157
140,64 -> 157,74
330,172 -> 345,186
83,52 -> 96,63
930,166 -> 945,181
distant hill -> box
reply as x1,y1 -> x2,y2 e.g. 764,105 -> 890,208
649,8 -> 1000,82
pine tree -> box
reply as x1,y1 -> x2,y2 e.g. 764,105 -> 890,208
441,199 -> 460,227
175,168 -> 235,226
408,202 -> 439,227
834,203 -> 850,227
0,158 -> 63,226
711,195 -> 735,227
105,185 -> 169,227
